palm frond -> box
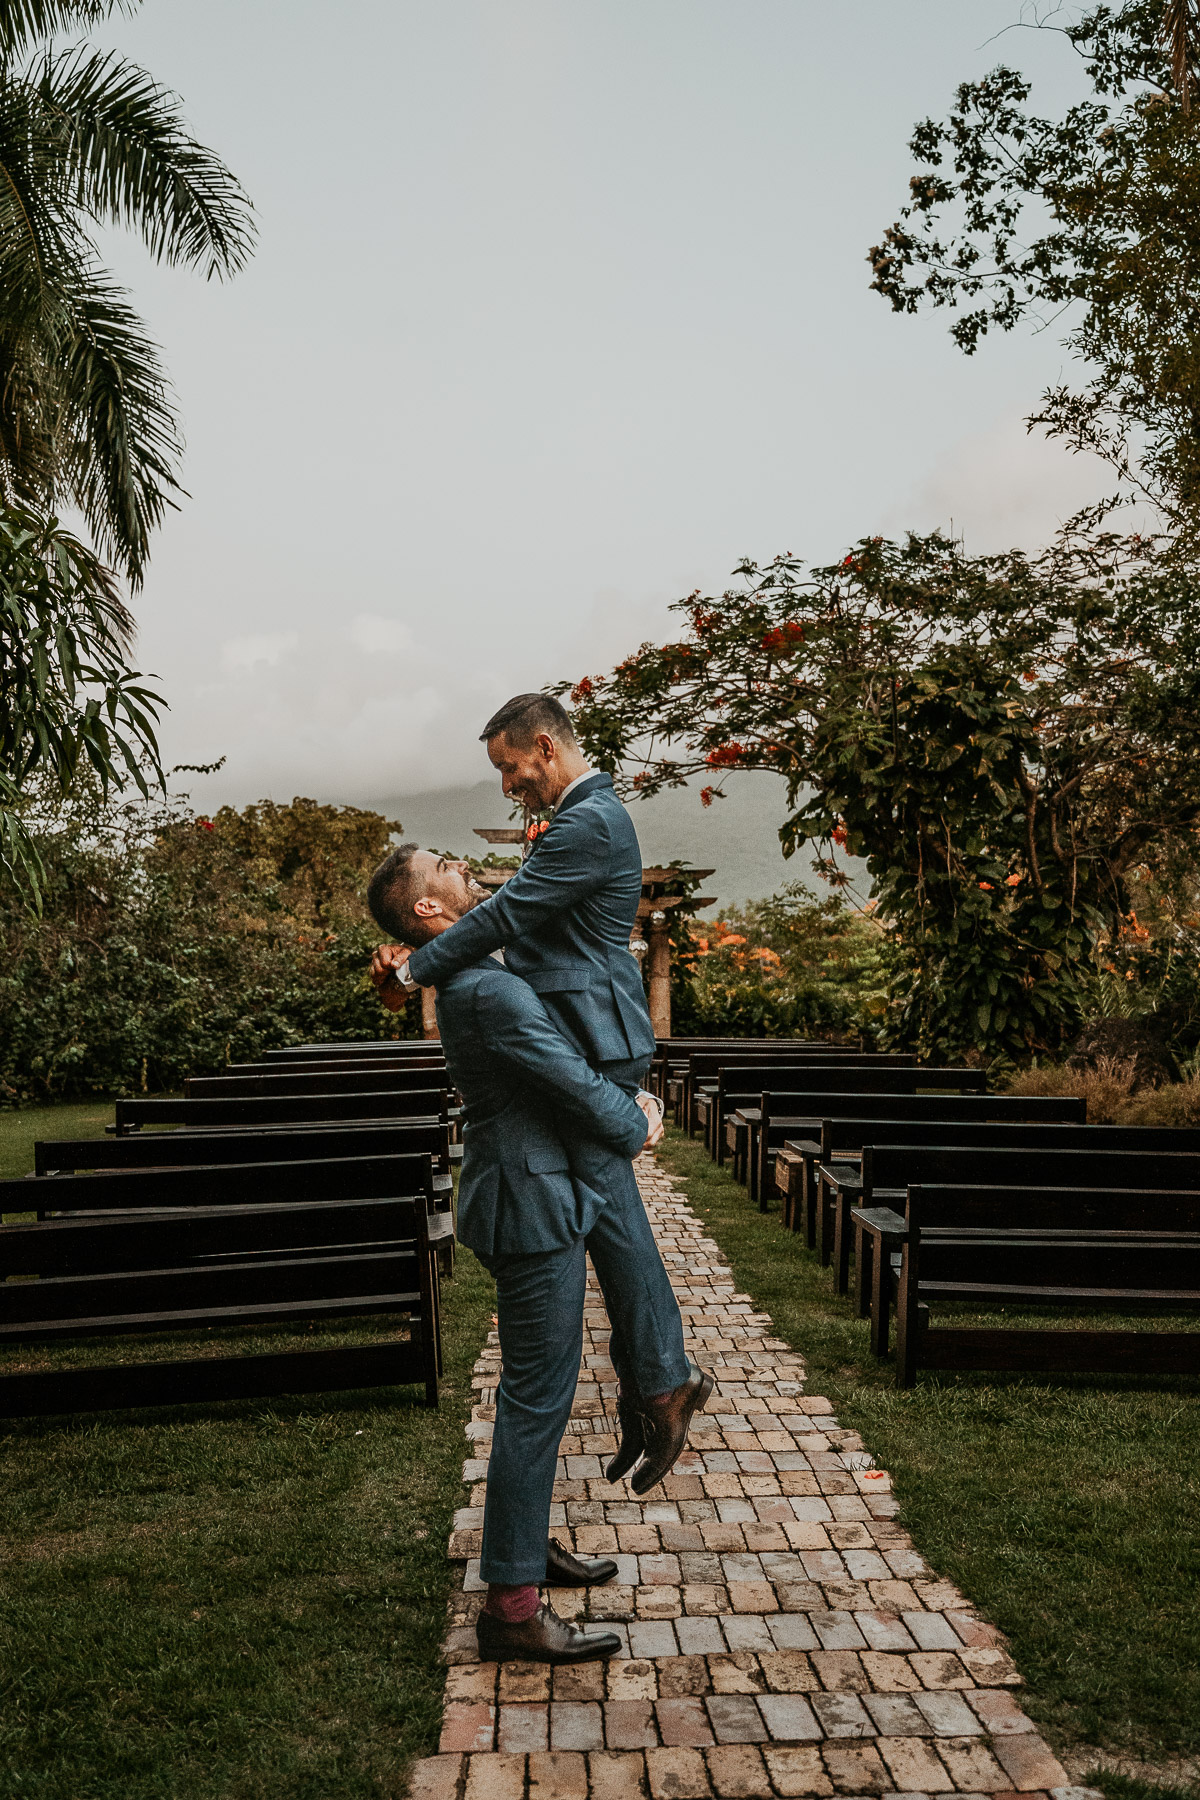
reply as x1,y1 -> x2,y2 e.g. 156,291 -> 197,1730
37,46 -> 255,277
57,267 -> 183,584
1160,0 -> 1200,111
0,1 -> 134,57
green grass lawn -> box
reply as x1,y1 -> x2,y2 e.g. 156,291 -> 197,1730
0,1104 -> 497,1800
0,1099 -> 118,1181
656,1128 -> 1200,1784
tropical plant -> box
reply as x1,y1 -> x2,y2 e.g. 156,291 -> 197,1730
0,500 -> 162,902
867,2 -> 1200,540
0,0 -> 254,582
555,526 -> 1200,1063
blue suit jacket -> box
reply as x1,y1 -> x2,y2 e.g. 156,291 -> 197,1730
409,772 -> 654,1065
435,958 -> 649,1257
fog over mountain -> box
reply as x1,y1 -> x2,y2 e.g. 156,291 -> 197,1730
374,771 -> 840,912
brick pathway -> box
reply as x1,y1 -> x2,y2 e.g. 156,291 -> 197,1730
409,1154 -> 1097,1800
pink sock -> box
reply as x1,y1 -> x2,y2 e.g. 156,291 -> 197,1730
484,1582 -> 540,1623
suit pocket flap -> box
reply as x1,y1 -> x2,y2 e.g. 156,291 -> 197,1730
525,969 -> 589,994
526,1145 -> 571,1174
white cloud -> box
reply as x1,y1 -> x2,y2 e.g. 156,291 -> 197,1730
350,614 -> 414,655
882,412 -> 1155,554
221,631 -> 299,672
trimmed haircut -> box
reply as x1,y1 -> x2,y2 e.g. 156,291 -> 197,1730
480,692 -> 577,749
367,842 -> 428,942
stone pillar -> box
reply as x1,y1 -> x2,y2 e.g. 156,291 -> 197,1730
421,986 -> 440,1040
646,909 -> 672,1039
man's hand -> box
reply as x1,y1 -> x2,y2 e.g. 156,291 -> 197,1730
370,943 -> 415,1013
636,1090 -> 665,1149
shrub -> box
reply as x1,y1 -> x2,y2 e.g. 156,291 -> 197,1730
1005,1058 -> 1200,1126
671,886 -> 887,1040
0,776 -> 419,1104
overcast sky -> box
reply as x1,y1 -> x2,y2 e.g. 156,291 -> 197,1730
91,1 -> 1106,813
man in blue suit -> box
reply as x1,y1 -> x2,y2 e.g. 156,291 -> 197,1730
368,696 -> 711,1641
368,843 -> 682,1662
371,694 -> 710,1498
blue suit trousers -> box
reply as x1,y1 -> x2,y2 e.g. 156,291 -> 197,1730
476,1074 -> 690,1584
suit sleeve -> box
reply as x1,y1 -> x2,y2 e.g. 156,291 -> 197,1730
407,804 -> 609,989
472,974 -> 648,1157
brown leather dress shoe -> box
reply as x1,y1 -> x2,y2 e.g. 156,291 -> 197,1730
604,1389 -> 645,1483
476,1602 -> 622,1664
631,1360 -> 714,1495
545,1537 -> 618,1586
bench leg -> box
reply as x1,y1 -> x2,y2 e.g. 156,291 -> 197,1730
834,1194 -> 853,1296
893,1245 -> 919,1388
854,1222 -> 872,1319
418,1236 -> 441,1405
870,1241 -> 891,1359
803,1163 -> 817,1249
817,1178 -> 834,1268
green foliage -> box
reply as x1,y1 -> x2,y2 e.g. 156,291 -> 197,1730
868,2 -> 1200,534
0,775 -> 417,1105
0,0 -> 254,581
0,502 -> 163,905
671,885 -> 885,1039
558,528 -> 1200,1063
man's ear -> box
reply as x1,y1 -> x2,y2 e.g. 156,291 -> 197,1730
535,732 -> 557,761
412,896 -> 441,920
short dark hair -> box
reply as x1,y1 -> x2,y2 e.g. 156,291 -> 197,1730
367,842 -> 428,941
480,692 -> 577,749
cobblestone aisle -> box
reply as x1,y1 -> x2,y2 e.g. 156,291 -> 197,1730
409,1154 -> 1097,1800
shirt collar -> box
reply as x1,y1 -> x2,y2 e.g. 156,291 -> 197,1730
553,767 -> 596,814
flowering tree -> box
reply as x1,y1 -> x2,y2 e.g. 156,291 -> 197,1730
555,529 -> 1200,1062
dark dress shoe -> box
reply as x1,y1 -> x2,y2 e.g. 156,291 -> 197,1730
545,1537 -> 618,1586
476,1602 -> 622,1664
631,1360 -> 714,1495
604,1390 -> 645,1483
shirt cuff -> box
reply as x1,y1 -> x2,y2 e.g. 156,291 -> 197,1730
394,960 -> 419,991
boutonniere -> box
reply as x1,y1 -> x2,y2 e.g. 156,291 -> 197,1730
522,817 -> 551,859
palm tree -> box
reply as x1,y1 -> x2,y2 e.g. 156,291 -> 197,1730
1162,0 -> 1200,109
0,0 -> 254,584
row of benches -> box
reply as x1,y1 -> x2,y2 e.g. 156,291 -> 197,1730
652,1037 -> 1200,1385
0,1038 -> 458,1418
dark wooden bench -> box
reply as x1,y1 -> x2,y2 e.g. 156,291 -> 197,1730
770,1094 -> 1087,1242
33,1119 -> 453,1181
649,1038 -> 831,1111
112,1088 -> 450,1135
228,1054 -> 443,1077
833,1119 -> 1200,1302
714,1064 -> 987,1172
837,1141 -> 1200,1343
185,1065 -> 448,1099
261,1041 -> 436,1050
0,1153 -> 446,1417
859,1183 -> 1200,1385
678,1046 -> 868,1133
713,1057 -> 920,1169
